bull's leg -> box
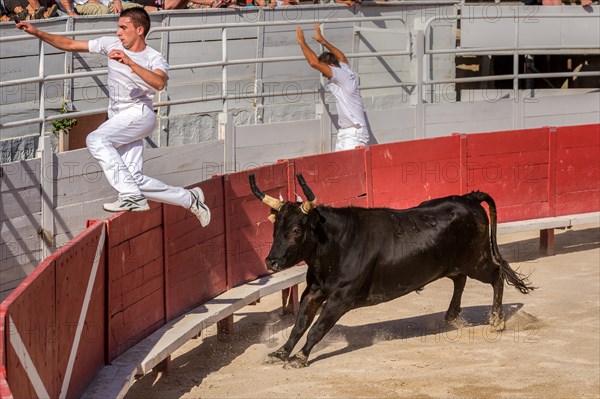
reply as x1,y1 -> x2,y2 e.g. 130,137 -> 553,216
445,274 -> 467,323
285,294 -> 351,369
263,287 -> 325,365
489,271 -> 505,331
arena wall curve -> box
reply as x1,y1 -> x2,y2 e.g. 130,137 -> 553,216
0,123 -> 598,398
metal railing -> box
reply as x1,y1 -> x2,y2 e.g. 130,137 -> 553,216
1,5 -> 598,138
412,11 -> 600,132
0,12 -> 414,134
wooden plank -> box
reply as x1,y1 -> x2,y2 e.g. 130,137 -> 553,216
105,206 -> 163,247
293,149 -> 367,205
226,163 -> 288,200
497,216 -> 571,235
55,223 -> 106,398
4,262 -> 57,398
167,260 -> 227,320
370,135 -> 460,169
466,127 -> 549,157
556,124 -> 600,149
556,190 -> 600,217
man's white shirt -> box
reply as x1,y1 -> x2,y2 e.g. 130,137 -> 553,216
327,62 -> 369,144
88,36 -> 168,116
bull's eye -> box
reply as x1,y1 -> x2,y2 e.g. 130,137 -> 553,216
292,227 -> 302,236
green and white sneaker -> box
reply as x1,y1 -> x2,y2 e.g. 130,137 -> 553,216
103,194 -> 150,212
189,187 -> 211,227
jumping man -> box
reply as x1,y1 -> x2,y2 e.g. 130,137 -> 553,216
16,8 -> 211,226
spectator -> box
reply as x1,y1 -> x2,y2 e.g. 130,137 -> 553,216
1,2 -> 10,21
4,0 -> 57,20
57,0 -> 142,16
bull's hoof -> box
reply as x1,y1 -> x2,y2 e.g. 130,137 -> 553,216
489,313 -> 505,332
444,310 -> 461,324
283,354 -> 308,369
262,350 -> 288,365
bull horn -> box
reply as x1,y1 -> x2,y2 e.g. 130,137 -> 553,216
249,173 -> 284,211
296,173 -> 317,214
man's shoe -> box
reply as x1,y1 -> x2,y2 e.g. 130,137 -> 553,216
103,195 -> 150,212
189,187 -> 211,227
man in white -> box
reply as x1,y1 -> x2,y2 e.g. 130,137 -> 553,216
16,8 -> 211,226
297,24 -> 370,151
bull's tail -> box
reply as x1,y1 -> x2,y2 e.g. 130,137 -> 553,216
468,191 -> 535,294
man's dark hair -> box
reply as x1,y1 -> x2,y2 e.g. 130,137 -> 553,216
120,8 -> 151,38
318,52 -> 340,67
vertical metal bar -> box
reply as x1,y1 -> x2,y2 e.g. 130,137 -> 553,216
512,11 -> 522,129
222,28 -> 228,114
158,15 -> 170,147
351,15 -> 361,73
64,17 -> 74,111
39,40 -> 46,137
40,135 -> 55,258
415,29 -> 425,139
254,8 -> 266,124
318,22 -> 329,150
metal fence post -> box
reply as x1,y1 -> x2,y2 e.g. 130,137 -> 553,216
414,29 -> 425,140
39,135 -> 56,258
219,112 -> 235,173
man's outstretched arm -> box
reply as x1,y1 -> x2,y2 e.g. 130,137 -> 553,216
16,22 -> 89,52
311,23 -> 348,65
296,27 -> 332,78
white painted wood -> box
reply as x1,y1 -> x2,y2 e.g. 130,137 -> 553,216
497,212 -> 600,235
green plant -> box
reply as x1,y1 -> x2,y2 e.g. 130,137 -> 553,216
51,103 -> 77,133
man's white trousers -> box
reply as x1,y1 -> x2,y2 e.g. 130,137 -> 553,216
335,126 -> 368,151
86,104 -> 191,208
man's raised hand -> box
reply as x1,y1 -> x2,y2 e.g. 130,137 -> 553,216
296,27 -> 306,45
312,23 -> 325,44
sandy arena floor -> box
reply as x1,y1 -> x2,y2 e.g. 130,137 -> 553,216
126,224 -> 600,399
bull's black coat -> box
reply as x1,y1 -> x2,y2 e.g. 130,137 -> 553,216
250,174 -> 534,368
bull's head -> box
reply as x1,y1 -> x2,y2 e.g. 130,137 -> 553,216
249,173 -> 318,272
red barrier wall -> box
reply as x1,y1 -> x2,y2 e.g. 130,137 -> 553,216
1,124 -> 598,399
106,205 -> 165,361
466,127 -> 551,222
224,163 -> 289,288
368,135 -> 462,209
1,221 -> 105,398
164,177 -> 227,321
292,149 -> 367,208
555,124 -> 600,216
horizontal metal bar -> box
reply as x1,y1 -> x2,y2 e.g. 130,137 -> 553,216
0,70 -> 108,88
0,28 -> 116,43
428,47 -> 600,56
146,15 -> 409,38
425,71 -> 600,86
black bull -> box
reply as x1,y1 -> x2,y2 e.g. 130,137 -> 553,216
249,173 -> 534,368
